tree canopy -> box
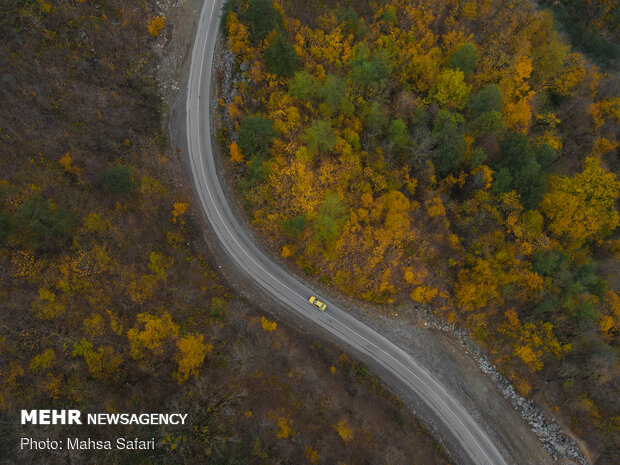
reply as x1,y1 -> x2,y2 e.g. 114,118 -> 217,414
264,34 -> 299,78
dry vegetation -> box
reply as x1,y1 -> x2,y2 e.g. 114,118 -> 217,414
0,1 -> 451,463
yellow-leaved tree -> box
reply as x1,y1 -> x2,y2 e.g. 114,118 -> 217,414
455,258 -> 502,311
432,69 -> 471,110
499,309 -> 570,373
334,420 -> 354,442
174,334 -> 212,384
127,312 -> 179,362
229,141 -> 244,163
541,156 -> 620,244
261,316 -> 277,332
147,16 -> 165,37
171,202 -> 188,224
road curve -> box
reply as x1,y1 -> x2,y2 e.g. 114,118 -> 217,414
185,2 -> 509,464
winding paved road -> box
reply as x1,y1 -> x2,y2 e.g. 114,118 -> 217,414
185,2 -> 509,464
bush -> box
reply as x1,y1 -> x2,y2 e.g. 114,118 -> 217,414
17,198 -> 76,253
102,165 -> 133,195
0,212 -> 11,248
281,215 -> 307,239
220,0 -> 241,32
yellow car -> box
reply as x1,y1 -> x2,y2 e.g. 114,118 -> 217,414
309,296 -> 327,311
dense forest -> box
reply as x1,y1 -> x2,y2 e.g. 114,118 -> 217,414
220,0 -> 620,463
538,0 -> 619,70
0,1 -> 452,464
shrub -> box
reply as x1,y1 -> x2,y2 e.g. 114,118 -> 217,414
17,198 -> 76,253
102,165 -> 133,195
0,212 -> 11,247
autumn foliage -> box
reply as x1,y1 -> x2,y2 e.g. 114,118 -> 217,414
147,15 -> 165,37
220,0 -> 620,460
0,1 -> 455,464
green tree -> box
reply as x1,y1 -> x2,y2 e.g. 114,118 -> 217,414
499,132 -> 534,171
467,111 -> 504,138
264,34 -> 299,78
335,6 -> 367,39
314,194 -> 347,243
537,143 -> 557,171
17,198 -> 76,253
449,43 -> 479,77
240,0 -> 282,44
281,215 -> 307,239
467,147 -> 488,169
238,116 -> 275,158
349,46 -> 392,93
388,119 -> 408,150
513,158 -> 545,209
363,101 -> 389,134
319,75 -> 347,114
382,6 -> 397,24
242,155 -> 271,191
102,165 -> 133,195
466,84 -> 503,119
304,119 -> 337,153
433,111 -> 466,176
492,168 -> 513,195
533,250 -> 568,276
288,71 -> 319,102
493,132 -> 545,208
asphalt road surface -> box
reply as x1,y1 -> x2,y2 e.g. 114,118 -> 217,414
185,1 -> 510,464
